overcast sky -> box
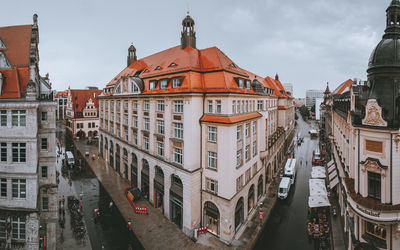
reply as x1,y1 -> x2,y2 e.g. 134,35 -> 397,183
0,0 -> 388,97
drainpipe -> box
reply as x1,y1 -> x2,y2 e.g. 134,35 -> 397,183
390,133 -> 392,204
357,129 -> 360,193
199,93 -> 205,227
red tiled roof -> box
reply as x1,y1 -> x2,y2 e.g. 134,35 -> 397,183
69,89 -> 103,115
278,106 -> 289,110
200,112 -> 262,124
104,45 -> 291,98
0,25 -> 32,99
55,91 -> 68,98
332,79 -> 353,95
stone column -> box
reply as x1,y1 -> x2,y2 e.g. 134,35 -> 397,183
26,213 -> 39,250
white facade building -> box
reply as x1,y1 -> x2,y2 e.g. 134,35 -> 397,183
54,91 -> 68,120
306,90 -> 324,108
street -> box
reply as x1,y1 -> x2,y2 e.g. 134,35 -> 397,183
254,114 -> 319,250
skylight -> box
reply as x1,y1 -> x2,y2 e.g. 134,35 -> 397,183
0,52 -> 11,69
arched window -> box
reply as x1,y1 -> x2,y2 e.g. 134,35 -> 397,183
257,175 -> 263,200
203,201 -> 220,235
235,197 -> 244,232
248,185 -> 255,213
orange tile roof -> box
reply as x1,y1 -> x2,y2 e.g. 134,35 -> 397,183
332,79 -> 353,95
0,25 -> 32,99
278,106 -> 289,110
200,112 -> 262,124
104,45 -> 291,98
69,89 -> 103,116
55,91 -> 68,98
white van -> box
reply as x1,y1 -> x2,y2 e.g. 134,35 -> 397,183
278,177 -> 291,199
284,158 -> 297,185
65,151 -> 75,167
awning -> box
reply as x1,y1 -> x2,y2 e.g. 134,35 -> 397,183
329,170 -> 337,181
309,179 -> 327,196
329,176 -> 339,189
311,167 -> 326,179
308,195 -> 331,208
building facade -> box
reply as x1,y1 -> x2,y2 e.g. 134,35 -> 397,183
282,83 -> 293,96
54,91 -> 67,120
0,15 -> 57,250
323,1 -> 400,249
97,14 -> 295,244
306,89 -> 324,108
65,88 -> 102,139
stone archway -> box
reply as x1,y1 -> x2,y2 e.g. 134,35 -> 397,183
257,175 -> 263,200
154,166 -> 164,213
123,148 -> 128,179
115,144 -> 120,173
235,197 -> 244,232
203,201 -> 220,235
248,185 -> 255,213
170,174 -> 183,229
77,130 -> 85,139
109,141 -> 114,168
130,153 -> 138,187
141,159 -> 150,200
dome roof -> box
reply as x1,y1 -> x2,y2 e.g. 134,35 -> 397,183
182,15 -> 194,26
368,38 -> 400,70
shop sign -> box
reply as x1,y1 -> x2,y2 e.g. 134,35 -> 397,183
356,204 -> 380,217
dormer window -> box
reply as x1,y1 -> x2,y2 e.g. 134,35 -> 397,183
238,79 -> 244,89
172,78 -> 182,88
169,62 -> 177,67
155,66 -> 162,70
229,63 -> 236,68
0,38 -> 5,49
143,69 -> 149,73
131,83 -> 139,93
0,52 -> 11,69
149,80 -> 157,90
246,80 -> 251,90
160,79 -> 168,89
115,85 -> 121,94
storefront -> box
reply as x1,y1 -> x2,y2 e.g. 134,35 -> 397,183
154,166 -> 164,213
141,159 -> 150,200
130,153 -> 138,187
170,175 -> 183,229
235,197 -> 244,232
203,201 -> 219,235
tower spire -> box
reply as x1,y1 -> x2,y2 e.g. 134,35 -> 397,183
181,13 -> 196,49
384,0 -> 400,38
127,43 -> 137,66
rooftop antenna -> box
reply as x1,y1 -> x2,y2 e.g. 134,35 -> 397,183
186,1 -> 190,15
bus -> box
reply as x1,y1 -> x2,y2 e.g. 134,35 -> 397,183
65,151 -> 75,167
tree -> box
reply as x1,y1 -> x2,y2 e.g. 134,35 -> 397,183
311,104 -> 316,113
299,105 -> 310,120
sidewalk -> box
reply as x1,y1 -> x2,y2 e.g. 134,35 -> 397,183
74,139 -> 225,250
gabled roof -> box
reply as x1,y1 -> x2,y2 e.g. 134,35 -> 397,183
104,45 -> 291,98
69,89 -> 102,114
332,79 -> 353,95
0,24 -> 32,99
55,91 -> 68,98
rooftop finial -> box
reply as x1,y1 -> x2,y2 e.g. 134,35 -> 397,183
33,14 -> 38,25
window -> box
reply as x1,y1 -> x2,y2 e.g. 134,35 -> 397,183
252,163 -> 257,177
12,217 -> 25,240
174,148 -> 183,164
1,179 -> 6,197
238,79 -> 244,88
157,142 -> 164,157
41,138 -> 48,151
174,123 -> 183,139
174,100 -> 183,113
11,110 -> 26,127
172,78 -> 181,88
257,100 -> 263,111
124,114 -> 128,125
208,127 -> 217,142
149,80 -> 156,89
41,112 -> 48,121
236,175 -> 243,191
117,101 -> 121,109
232,101 -> 236,114
42,197 -> 49,210
245,168 -> 251,183
0,110 -> 6,126
252,121 -> 256,135
216,101 -> 222,114
245,123 -> 249,137
208,100 -> 213,113
144,137 -> 149,151
12,143 -> 26,162
246,80 -> 251,89
245,101 -> 248,113
206,178 -> 218,194
368,172 -> 381,200
245,145 -> 250,161
236,150 -> 242,167
366,222 -> 386,240
124,101 -> 128,109
144,118 -> 150,131
133,116 -> 138,128
208,151 -> 217,170
157,120 -> 165,135
237,126 -> 242,141
133,133 -> 138,145
41,166 -> 48,178
252,141 -> 257,156
132,83 -> 139,93
160,79 -> 168,89
133,100 -> 138,109
237,101 -> 240,114
0,143 -> 6,162
12,179 -> 26,198
144,100 -> 150,110
157,100 -> 165,112
0,217 -> 5,238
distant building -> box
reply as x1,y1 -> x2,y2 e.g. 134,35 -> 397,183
54,91 -> 68,120
283,83 -> 293,96
65,88 -> 102,139
294,98 -> 306,107
315,98 -> 323,121
305,90 -> 324,107
0,15 -> 57,250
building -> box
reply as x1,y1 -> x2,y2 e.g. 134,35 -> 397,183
315,97 -> 323,121
0,15 -> 57,250
294,97 -> 306,107
54,91 -> 68,120
305,89 -> 324,107
97,14 -> 295,244
282,83 -> 293,96
323,1 -> 400,249
65,88 -> 102,140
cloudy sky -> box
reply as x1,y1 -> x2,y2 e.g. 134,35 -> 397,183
1,0 -> 387,97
